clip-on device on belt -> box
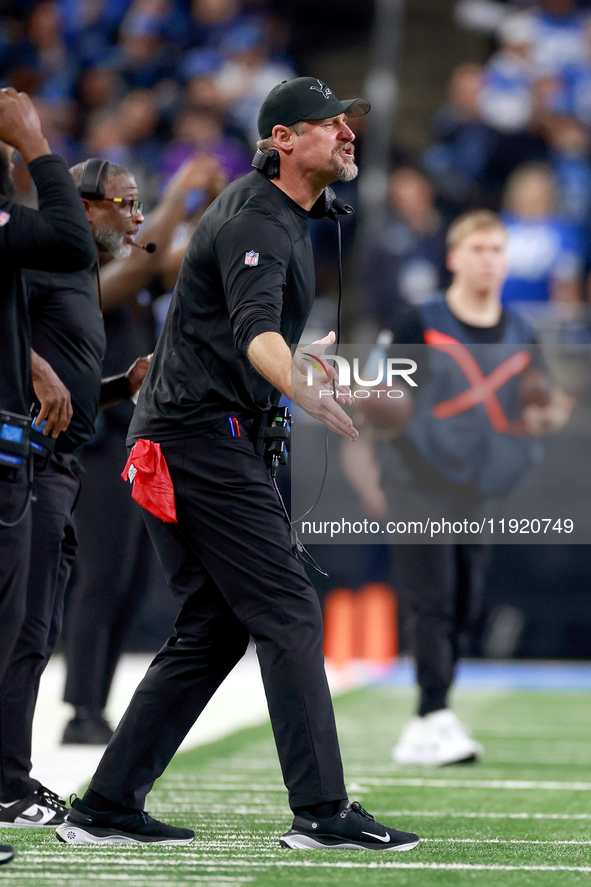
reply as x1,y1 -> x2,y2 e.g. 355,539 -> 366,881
0,410 -> 31,474
262,406 -> 291,478
0,410 -> 33,527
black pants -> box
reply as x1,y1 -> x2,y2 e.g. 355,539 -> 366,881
89,433 -> 347,811
0,455 -> 80,801
64,429 -> 152,714
0,468 -> 31,687
394,544 -> 490,716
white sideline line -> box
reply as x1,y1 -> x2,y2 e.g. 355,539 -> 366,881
384,810 -> 591,820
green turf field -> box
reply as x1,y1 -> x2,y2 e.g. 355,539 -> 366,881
2,685 -> 591,885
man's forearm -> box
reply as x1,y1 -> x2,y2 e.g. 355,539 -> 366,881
247,331 -> 293,397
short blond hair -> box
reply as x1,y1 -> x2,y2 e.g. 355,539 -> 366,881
446,209 -> 506,251
255,120 -> 305,153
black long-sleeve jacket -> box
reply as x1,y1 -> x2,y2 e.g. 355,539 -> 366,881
0,153 -> 97,417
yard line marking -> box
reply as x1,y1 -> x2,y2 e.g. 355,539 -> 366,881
236,863 -> 591,872
189,777 -> 591,792
8,859 -> 591,874
422,838 -> 591,845
346,777 -> 591,790
383,810 -> 591,820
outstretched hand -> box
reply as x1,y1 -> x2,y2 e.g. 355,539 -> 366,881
294,331 -> 353,406
291,371 -> 358,439
291,335 -> 357,440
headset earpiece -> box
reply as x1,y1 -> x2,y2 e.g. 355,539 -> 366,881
251,149 -> 280,179
79,158 -> 109,199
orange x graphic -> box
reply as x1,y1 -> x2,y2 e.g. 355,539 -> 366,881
424,329 -> 532,434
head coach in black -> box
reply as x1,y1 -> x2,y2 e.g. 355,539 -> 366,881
58,78 -> 419,852
0,88 -> 96,692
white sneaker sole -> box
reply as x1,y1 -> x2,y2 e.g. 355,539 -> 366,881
393,740 -> 483,767
280,833 -> 420,851
55,824 -> 194,846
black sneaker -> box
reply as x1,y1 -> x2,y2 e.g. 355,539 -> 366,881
0,786 -> 67,827
0,845 -> 14,866
61,716 -> 114,745
55,797 -> 195,845
280,800 -> 419,851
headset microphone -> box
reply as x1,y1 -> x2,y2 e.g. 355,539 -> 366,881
328,197 -> 353,218
308,187 -> 354,220
131,241 -> 157,253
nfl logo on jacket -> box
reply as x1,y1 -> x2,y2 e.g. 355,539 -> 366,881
244,250 -> 259,266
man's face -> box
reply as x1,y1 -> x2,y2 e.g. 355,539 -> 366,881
292,114 -> 358,185
0,142 -> 15,199
447,228 -> 508,294
84,173 -> 144,258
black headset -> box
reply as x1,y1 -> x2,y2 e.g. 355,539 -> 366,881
78,157 -> 109,199
252,147 -> 280,180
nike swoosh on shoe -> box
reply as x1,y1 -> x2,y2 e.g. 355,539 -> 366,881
18,809 -> 44,823
15,807 -> 55,825
362,830 -> 391,842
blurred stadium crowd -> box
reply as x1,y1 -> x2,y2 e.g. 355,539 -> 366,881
6,0 -> 591,333
366,0 -> 591,339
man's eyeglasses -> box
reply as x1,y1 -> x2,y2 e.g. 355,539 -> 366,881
101,197 -> 144,216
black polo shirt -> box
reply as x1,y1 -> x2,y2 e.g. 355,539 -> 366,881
25,266 -> 106,454
129,170 -> 315,443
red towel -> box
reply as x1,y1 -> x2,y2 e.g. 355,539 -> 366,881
122,439 -> 178,523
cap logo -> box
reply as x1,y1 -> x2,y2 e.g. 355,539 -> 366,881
310,79 -> 332,99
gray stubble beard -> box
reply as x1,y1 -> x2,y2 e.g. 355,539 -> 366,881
332,155 -> 359,183
94,224 -> 132,259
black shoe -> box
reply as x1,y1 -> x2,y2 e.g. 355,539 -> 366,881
0,845 -> 14,865
280,800 -> 419,851
61,716 -> 114,745
56,797 -> 195,845
0,786 -> 68,827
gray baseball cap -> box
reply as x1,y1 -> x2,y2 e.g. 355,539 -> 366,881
258,77 -> 370,139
